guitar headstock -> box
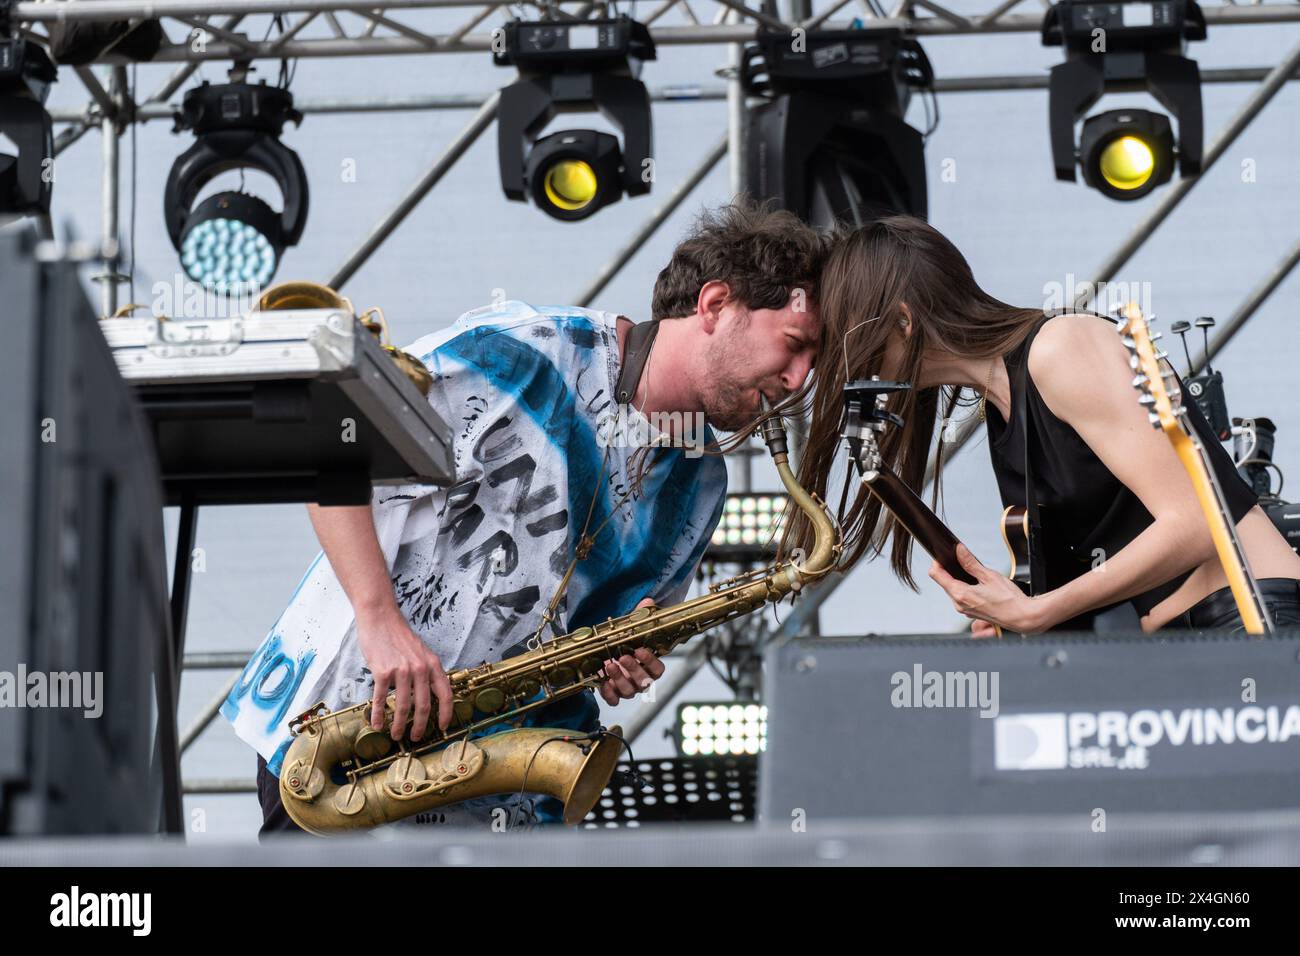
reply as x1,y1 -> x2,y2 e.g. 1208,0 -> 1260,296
1116,301 -> 1184,436
841,378 -> 910,471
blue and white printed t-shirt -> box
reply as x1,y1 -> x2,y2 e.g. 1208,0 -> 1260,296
223,301 -> 728,776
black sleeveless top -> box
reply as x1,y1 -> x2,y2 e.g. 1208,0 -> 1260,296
983,310 -> 1257,625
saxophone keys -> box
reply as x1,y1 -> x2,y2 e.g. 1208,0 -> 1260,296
384,754 -> 431,799
452,698 -> 475,725
473,687 -> 506,714
437,741 -> 484,782
353,726 -> 395,761
287,701 -> 330,736
549,665 -> 578,685
510,677 -> 541,699
578,656 -> 605,679
333,782 -> 366,816
386,753 -> 427,784
282,760 -> 325,801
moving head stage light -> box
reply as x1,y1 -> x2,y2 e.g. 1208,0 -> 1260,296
0,38 -> 57,217
1043,0 -> 1206,201
495,17 -> 655,221
742,27 -> 933,228
163,79 -> 308,293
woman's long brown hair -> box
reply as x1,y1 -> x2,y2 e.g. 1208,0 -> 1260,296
782,216 -> 1045,590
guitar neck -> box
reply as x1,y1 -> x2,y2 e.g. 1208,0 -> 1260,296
1169,422 -> 1273,634
861,466 -> 976,586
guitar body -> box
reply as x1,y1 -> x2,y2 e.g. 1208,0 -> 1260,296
1000,505 -> 1032,595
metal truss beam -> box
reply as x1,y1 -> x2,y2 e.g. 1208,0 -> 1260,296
13,1 -> 1300,65
327,92 -> 500,289
1194,235 -> 1300,375
45,65 -> 1300,127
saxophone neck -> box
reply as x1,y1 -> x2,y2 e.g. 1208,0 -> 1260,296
757,399 -> 840,587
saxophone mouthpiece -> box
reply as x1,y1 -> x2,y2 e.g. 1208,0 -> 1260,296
758,396 -> 789,460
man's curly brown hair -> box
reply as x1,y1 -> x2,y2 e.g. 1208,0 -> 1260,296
651,199 -> 828,321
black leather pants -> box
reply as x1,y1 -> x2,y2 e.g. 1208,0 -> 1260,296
1164,577 -> 1300,631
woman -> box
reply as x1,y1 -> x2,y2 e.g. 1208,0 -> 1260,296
784,216 -> 1300,633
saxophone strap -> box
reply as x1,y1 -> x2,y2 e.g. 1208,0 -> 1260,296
615,319 -> 661,405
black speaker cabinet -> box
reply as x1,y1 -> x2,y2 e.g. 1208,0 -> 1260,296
0,228 -> 168,833
761,630 -> 1300,821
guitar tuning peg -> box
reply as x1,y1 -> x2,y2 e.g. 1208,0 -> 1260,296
1148,412 -> 1162,427
1132,373 -> 1148,387
1138,394 -> 1156,406
1149,331 -> 1163,341
1121,335 -> 1136,349
1128,355 -> 1140,370
1154,350 -> 1168,360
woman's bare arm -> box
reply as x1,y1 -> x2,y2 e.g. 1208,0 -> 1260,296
1024,314 -> 1218,627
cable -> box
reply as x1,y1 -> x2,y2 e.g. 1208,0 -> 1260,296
1239,458 -> 1285,500
261,13 -> 297,90
922,87 -> 940,142
706,649 -> 736,693
508,725 -> 641,830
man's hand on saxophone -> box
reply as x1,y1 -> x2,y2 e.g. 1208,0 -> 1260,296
599,597 -> 666,706
356,602 -> 454,742
306,501 -> 456,743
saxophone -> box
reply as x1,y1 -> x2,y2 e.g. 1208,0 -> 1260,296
279,407 -> 840,834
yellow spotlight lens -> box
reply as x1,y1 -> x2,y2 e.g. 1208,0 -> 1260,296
1098,136 -> 1155,192
543,159 -> 598,211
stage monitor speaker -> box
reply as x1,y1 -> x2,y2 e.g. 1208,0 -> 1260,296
0,227 -> 169,834
760,630 -> 1300,822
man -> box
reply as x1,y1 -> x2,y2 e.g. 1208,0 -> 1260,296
222,201 -> 825,835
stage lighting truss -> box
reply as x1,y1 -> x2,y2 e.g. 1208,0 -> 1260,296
0,38 -> 57,217
495,16 -> 654,221
677,702 -> 767,757
740,26 -> 934,227
163,77 -> 308,294
1044,0 -> 1206,201
707,492 -> 790,564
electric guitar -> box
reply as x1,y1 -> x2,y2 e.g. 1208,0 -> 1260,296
1117,302 -> 1273,635
1000,505 -> 1031,593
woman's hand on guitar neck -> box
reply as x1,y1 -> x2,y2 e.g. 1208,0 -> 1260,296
930,543 -> 1049,635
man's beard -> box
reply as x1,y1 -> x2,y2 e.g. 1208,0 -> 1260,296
700,325 -> 764,432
